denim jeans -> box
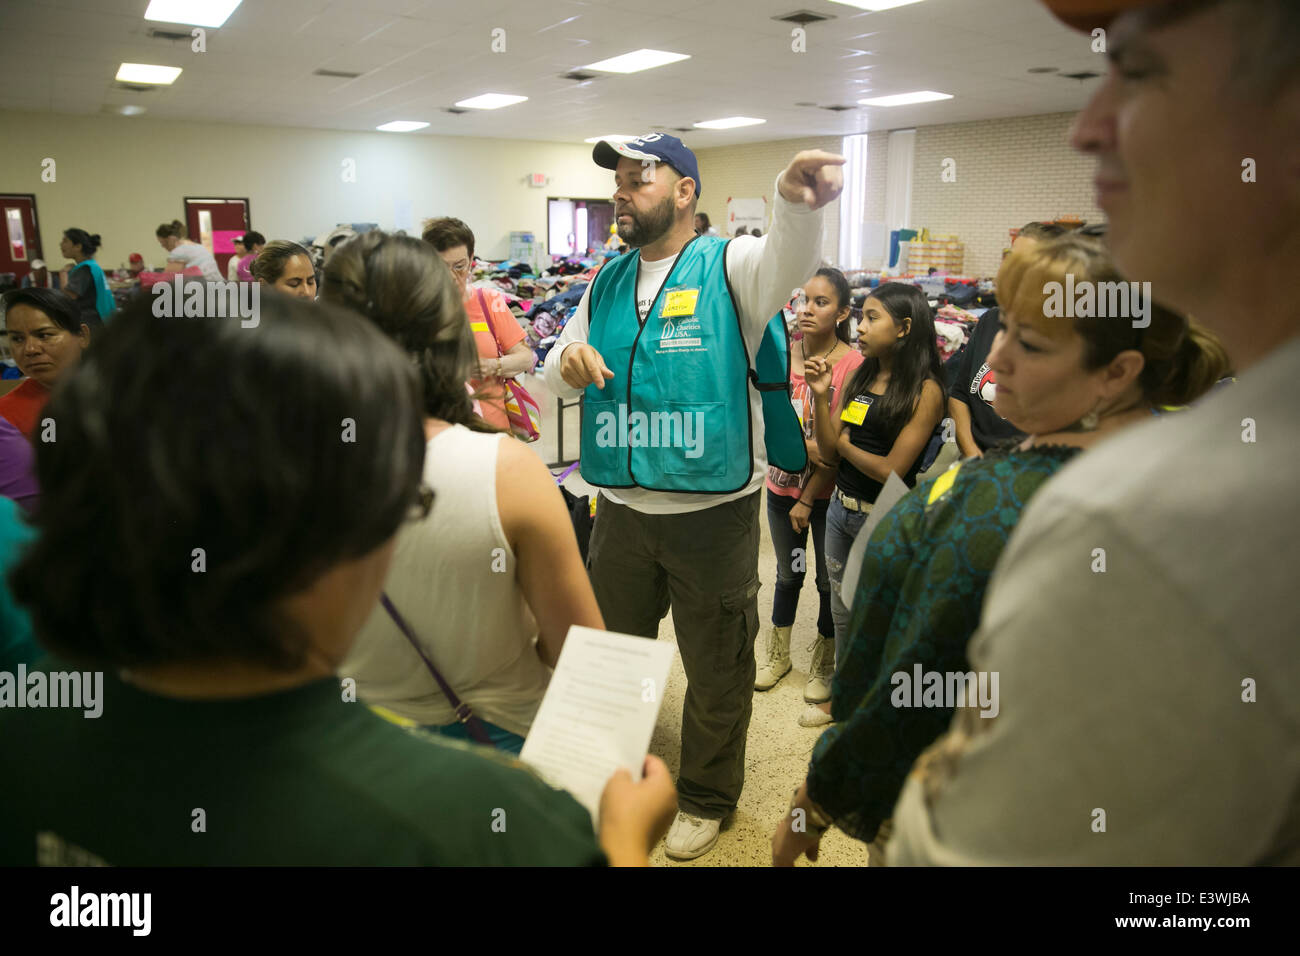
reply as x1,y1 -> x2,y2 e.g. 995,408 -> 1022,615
824,493 -> 868,668
765,490 -> 832,635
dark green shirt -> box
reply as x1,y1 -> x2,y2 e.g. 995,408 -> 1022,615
808,443 -> 1080,841
0,665 -> 605,866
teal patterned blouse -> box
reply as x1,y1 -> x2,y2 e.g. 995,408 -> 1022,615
806,441 -> 1081,842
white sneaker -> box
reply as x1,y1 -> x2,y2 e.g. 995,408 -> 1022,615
663,811 -> 722,861
755,624 -> 793,690
804,634 -> 835,703
798,704 -> 834,727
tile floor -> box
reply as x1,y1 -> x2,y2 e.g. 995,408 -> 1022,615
520,370 -> 958,866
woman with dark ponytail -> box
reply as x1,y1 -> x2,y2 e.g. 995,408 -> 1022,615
756,267 -> 862,699
58,228 -> 114,327
774,235 -> 1232,867
321,230 -> 603,753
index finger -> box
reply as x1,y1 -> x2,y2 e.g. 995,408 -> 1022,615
793,150 -> 848,169
583,350 -> 608,389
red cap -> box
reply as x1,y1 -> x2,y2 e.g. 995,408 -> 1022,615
1041,0 -> 1179,31
129,253 -> 144,263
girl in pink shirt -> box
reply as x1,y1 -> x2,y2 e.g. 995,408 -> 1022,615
757,269 -> 862,701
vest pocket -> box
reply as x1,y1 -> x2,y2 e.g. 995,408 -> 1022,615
660,401 -> 726,478
581,397 -> 624,479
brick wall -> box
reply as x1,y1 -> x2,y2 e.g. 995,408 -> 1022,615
699,112 -> 1103,278
908,111 -> 1103,276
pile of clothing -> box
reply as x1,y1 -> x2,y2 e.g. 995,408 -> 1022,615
468,257 -> 601,366
934,303 -> 980,361
544,257 -> 596,278
526,281 -> 592,365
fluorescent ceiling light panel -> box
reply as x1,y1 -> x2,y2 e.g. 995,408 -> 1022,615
829,0 -> 927,10
454,93 -> 528,110
694,117 -> 766,130
858,90 -> 952,107
115,63 -> 183,85
144,0 -> 243,28
584,134 -> 638,144
583,49 -> 690,73
376,121 -> 429,132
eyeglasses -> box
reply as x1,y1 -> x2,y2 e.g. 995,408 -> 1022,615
448,260 -> 471,276
406,483 -> 435,523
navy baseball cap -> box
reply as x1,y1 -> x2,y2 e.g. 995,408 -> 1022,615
593,134 -> 702,198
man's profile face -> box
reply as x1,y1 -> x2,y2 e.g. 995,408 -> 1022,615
612,157 -> 686,248
1069,5 -> 1295,315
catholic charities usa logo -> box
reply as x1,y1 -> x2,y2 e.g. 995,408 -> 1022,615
0,664 -> 103,718
659,288 -> 702,349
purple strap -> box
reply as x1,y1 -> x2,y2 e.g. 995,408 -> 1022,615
554,461 -> 580,485
379,593 -> 495,747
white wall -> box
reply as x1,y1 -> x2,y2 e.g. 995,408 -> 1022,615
1,109 -> 1102,280
0,109 -> 617,272
695,135 -> 842,264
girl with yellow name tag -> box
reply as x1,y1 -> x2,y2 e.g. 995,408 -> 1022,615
800,283 -> 946,728
840,396 -> 873,426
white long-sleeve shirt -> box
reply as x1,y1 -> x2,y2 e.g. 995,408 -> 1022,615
542,176 -> 825,514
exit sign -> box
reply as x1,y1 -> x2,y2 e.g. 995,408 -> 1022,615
529,173 -> 548,188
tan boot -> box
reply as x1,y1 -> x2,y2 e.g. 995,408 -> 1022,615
755,624 -> 793,690
804,633 -> 835,703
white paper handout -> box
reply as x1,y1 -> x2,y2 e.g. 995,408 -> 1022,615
519,626 -> 676,823
840,472 -> 912,607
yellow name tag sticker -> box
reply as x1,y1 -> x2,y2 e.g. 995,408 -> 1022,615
927,462 -> 962,505
661,288 -> 700,318
470,321 -> 490,333
840,399 -> 871,425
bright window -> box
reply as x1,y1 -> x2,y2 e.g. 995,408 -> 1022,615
837,134 -> 868,267
6,208 -> 27,261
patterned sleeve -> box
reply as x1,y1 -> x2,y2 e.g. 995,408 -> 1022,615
807,465 -> 999,842
806,487 -> 928,840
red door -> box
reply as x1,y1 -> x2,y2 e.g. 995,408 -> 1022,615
0,194 -> 42,286
184,197 -> 250,279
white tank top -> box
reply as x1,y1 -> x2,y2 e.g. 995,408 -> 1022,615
339,424 -> 550,735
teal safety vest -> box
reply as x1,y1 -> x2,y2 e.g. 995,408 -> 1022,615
579,236 -> 807,493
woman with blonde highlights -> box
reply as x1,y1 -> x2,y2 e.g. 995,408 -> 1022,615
774,235 -> 1231,867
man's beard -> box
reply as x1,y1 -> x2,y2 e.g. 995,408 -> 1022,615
617,195 -> 675,247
